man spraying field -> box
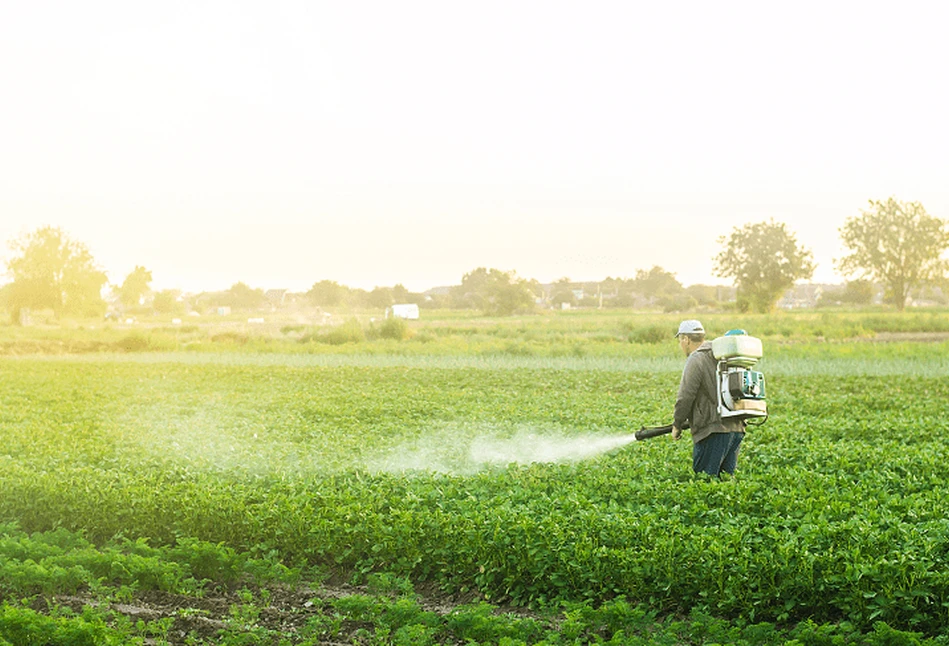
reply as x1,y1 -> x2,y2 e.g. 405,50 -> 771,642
671,320 -> 747,477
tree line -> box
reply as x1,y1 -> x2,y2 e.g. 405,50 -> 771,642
3,197 -> 947,322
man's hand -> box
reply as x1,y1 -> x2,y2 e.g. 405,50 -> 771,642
671,425 -> 682,441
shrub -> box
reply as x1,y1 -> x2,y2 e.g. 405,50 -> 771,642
321,319 -> 365,345
114,334 -> 150,352
375,318 -> 412,341
210,332 -> 249,345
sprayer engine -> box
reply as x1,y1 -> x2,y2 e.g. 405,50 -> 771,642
712,330 -> 768,422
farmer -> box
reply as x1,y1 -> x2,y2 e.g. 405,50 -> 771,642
671,319 -> 746,476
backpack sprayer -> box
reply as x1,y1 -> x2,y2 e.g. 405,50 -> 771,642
634,329 -> 768,441
713,329 -> 767,422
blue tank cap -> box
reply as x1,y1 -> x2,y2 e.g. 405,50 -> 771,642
724,329 -> 747,336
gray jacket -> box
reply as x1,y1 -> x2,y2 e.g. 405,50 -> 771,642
674,341 -> 745,444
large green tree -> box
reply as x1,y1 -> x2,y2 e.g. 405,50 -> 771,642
5,226 -> 108,321
116,265 -> 153,308
452,268 -> 537,315
836,198 -> 949,311
714,220 -> 815,313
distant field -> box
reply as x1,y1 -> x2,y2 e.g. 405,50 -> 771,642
2,310 -> 949,644
3,307 -> 949,356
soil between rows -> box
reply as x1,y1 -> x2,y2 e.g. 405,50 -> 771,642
35,580 -> 525,645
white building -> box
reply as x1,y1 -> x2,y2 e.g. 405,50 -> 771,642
385,303 -> 420,320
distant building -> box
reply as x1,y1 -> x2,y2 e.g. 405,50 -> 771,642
386,303 -> 420,320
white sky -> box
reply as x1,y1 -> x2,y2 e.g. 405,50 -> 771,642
2,1 -> 947,293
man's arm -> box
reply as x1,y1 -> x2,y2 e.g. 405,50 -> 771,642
672,355 -> 702,436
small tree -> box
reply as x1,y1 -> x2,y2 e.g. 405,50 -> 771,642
599,277 -> 635,308
225,282 -> 267,310
836,198 -> 949,311
631,266 -> 683,301
714,220 -> 815,313
153,289 -> 184,315
307,280 -> 348,308
452,268 -> 536,316
391,284 -> 411,302
839,280 -> 875,306
117,266 -> 153,309
367,286 -> 394,309
549,278 -> 577,308
5,226 -> 107,321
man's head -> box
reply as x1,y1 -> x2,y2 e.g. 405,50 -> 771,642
675,319 -> 705,356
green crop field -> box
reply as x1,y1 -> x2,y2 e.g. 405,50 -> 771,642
2,310 -> 949,644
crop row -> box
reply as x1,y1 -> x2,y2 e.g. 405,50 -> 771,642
2,353 -> 949,638
0,524 -> 938,645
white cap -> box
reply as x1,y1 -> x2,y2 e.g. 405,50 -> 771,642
675,319 -> 705,337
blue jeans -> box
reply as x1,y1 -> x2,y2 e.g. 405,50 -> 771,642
693,432 -> 744,477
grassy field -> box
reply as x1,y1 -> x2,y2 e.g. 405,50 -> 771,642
5,306 -> 949,354
2,309 -> 949,644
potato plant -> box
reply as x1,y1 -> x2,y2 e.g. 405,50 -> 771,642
2,339 -> 949,642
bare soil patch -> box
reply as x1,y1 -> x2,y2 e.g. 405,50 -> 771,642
38,581 -> 507,645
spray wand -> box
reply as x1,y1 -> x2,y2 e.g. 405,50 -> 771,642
633,422 -> 689,441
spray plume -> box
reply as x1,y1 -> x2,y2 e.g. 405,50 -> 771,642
367,424 -> 640,475
121,403 -> 642,477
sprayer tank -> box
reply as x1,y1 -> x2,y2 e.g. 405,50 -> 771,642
711,334 -> 763,367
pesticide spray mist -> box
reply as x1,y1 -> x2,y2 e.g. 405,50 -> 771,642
367,423 -> 641,475
121,400 -> 641,477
